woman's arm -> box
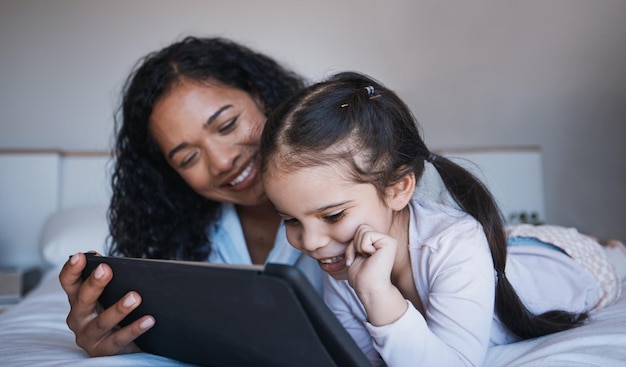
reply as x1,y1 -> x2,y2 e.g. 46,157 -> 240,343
58,252 -> 153,356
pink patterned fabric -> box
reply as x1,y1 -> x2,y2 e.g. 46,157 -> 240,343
506,224 -> 621,310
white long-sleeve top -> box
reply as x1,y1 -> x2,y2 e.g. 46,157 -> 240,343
324,199 -> 598,367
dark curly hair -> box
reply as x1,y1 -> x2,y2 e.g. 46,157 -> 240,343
108,36 -> 306,260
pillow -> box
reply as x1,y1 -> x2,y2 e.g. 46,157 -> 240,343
40,205 -> 110,266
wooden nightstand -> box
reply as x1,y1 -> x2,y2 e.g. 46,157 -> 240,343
0,267 -> 22,314
0,266 -> 45,314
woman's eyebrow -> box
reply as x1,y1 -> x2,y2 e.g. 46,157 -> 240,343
168,142 -> 188,160
205,105 -> 232,128
167,105 -> 234,160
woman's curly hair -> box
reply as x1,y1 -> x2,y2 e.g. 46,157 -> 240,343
108,36 -> 305,260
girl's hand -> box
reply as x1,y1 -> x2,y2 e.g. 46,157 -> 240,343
344,224 -> 408,326
59,252 -> 154,356
345,224 -> 397,294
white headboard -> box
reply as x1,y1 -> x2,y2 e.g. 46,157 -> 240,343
0,146 -> 544,270
438,146 -> 545,223
0,150 -> 112,269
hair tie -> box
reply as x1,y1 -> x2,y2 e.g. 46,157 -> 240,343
427,152 -> 437,163
497,271 -> 506,280
364,85 -> 381,100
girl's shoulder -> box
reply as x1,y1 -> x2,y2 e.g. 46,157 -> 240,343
411,199 -> 481,233
410,199 -> 487,251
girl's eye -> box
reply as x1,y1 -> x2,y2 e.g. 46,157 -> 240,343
324,210 -> 345,223
282,217 -> 299,226
218,116 -> 238,134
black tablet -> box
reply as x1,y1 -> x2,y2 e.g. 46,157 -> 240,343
81,253 -> 371,367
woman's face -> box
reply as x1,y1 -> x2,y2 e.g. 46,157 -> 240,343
149,80 -> 268,206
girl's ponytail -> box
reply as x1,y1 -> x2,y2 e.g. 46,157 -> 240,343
429,153 -> 587,339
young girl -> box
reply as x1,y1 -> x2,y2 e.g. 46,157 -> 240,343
259,71 -> 623,366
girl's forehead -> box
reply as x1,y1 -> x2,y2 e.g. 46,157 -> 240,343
266,161 -> 355,190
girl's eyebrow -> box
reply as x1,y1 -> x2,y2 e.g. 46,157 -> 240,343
273,201 -> 353,217
167,104 -> 233,160
312,201 -> 351,214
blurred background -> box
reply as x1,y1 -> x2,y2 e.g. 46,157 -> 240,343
1,0 -> 624,240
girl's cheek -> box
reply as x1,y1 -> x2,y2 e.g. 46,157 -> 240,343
285,229 -> 302,249
334,219 -> 361,244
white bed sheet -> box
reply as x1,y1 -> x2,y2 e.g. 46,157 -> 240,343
0,268 -> 193,367
1,267 -> 625,367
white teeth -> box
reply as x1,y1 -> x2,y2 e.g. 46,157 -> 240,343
229,162 -> 254,186
319,255 -> 344,264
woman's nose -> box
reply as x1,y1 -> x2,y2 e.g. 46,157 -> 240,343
205,142 -> 238,175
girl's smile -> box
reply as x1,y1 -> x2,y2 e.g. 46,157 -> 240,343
317,254 -> 348,275
263,163 -> 396,280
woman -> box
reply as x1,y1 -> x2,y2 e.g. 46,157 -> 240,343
58,36 -> 321,357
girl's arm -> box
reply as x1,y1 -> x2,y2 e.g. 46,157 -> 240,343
326,221 -> 495,367
344,225 -> 408,326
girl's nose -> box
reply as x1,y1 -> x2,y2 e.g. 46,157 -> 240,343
300,227 -> 327,253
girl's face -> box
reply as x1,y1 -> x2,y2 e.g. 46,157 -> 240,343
150,80 -> 267,206
263,163 -> 396,279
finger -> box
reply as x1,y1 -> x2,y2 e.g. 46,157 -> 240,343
85,291 -> 142,339
70,263 -> 113,326
345,240 -> 356,266
353,224 -> 373,254
59,252 -> 87,303
356,227 -> 379,255
83,293 -> 154,356
97,318 -> 152,356
89,316 -> 153,356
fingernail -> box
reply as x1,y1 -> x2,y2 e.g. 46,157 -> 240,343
70,253 -> 79,265
123,293 -> 137,308
93,264 -> 105,279
140,317 -> 155,329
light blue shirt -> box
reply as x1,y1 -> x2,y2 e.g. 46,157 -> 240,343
206,203 -> 323,293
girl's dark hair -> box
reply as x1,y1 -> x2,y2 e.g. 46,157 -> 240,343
260,71 -> 587,339
108,36 -> 305,260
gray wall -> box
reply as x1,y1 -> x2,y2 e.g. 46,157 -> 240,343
1,0 -> 625,240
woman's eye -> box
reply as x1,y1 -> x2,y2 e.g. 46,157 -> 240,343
218,117 -> 238,133
324,210 -> 345,223
179,152 -> 198,168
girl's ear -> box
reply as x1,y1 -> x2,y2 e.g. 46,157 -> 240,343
386,171 -> 416,211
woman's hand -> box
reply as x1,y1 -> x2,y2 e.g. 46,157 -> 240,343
344,224 -> 407,326
58,252 -> 154,356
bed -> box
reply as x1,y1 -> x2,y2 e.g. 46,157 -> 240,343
0,147 -> 624,367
